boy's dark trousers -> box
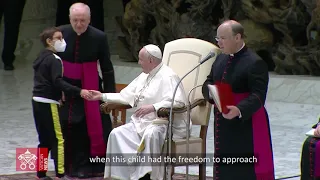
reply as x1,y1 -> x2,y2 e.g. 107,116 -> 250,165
0,0 -> 26,69
32,99 -> 65,178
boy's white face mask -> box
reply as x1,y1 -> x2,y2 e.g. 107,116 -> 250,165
53,39 -> 67,52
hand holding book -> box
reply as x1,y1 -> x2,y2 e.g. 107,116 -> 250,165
207,82 -> 237,115
207,82 -> 241,119
306,122 -> 320,138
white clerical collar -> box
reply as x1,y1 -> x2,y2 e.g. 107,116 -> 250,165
149,62 -> 163,76
230,43 -> 245,57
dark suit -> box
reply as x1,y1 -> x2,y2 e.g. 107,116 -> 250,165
0,0 -> 26,68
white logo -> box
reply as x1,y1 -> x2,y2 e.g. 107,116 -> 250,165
17,149 -> 37,170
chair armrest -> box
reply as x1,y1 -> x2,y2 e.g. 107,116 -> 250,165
157,99 -> 206,118
100,102 -> 132,114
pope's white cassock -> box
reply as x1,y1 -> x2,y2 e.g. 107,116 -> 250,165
102,62 -> 190,180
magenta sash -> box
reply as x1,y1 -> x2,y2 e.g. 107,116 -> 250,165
62,60 -> 106,157
234,92 -> 274,179
316,137 -> 320,176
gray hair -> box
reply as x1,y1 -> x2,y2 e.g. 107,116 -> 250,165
69,3 -> 91,16
230,23 -> 245,38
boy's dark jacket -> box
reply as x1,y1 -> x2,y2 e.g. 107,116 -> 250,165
32,49 -> 81,101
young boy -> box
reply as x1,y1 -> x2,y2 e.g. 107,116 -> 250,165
32,27 -> 92,179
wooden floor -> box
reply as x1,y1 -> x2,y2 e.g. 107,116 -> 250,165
0,172 -> 213,180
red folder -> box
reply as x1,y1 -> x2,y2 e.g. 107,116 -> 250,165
207,82 -> 235,114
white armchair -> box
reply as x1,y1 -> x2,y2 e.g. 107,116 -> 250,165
157,38 -> 220,179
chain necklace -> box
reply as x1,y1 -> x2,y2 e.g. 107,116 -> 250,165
133,64 -> 163,107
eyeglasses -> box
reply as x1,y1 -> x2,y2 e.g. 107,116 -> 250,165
52,36 -> 63,41
215,35 -> 235,42
215,36 -> 228,42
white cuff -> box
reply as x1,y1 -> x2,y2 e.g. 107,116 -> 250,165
102,93 -> 108,102
153,102 -> 166,112
238,110 -> 242,118
102,93 -> 129,105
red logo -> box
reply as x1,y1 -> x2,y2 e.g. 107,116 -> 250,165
16,148 -> 48,171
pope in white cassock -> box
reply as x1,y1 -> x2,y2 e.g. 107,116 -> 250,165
89,44 -> 190,180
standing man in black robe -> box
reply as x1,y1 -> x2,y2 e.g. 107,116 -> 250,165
57,2 -> 115,178
0,0 -> 26,70
202,20 -> 275,180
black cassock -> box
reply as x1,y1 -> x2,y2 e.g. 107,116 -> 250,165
300,122 -> 320,180
56,25 -> 115,177
202,46 -> 275,180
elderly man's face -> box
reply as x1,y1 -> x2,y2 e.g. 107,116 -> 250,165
69,10 -> 90,35
216,25 -> 238,54
138,49 -> 153,73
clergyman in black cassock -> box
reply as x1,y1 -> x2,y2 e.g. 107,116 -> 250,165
56,3 -> 115,178
202,20 -> 275,180
300,119 -> 320,180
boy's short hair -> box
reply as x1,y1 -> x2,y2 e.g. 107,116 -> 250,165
39,27 -> 61,47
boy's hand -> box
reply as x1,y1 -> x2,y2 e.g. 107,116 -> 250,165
80,89 -> 93,100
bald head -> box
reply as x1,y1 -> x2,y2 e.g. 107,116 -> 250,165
69,3 -> 91,35
219,20 -> 245,39
216,20 -> 245,54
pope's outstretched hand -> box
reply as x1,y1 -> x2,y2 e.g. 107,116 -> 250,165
88,90 -> 103,101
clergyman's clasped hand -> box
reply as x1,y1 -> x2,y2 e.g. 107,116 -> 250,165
222,105 -> 241,119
